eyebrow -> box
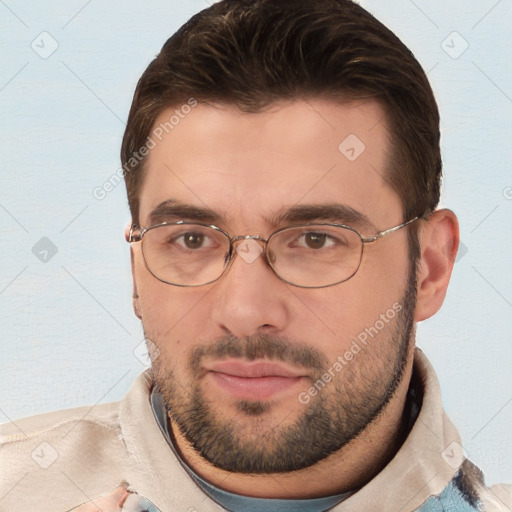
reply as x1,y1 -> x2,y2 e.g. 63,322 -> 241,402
146,200 -> 377,233
147,200 -> 221,226
272,203 -> 377,232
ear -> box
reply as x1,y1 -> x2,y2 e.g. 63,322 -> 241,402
125,223 -> 142,320
414,209 -> 459,322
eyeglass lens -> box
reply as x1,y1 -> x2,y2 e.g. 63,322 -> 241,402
141,223 -> 363,288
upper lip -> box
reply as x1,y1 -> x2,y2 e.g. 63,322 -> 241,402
206,360 -> 306,378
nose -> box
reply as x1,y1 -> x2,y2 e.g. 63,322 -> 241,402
210,239 -> 290,338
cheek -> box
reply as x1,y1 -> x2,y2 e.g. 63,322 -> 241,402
134,255 -> 213,342
140,285 -> 209,333
296,246 -> 409,349
138,286 -> 214,374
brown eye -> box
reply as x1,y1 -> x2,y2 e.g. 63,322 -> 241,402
183,233 -> 204,249
304,233 -> 327,249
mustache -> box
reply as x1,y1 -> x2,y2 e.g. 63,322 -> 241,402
188,334 -> 328,374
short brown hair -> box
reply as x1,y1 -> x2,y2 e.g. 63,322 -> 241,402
121,0 -> 441,231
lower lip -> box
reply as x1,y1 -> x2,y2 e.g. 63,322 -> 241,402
208,372 -> 304,401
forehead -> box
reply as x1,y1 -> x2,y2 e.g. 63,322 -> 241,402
138,98 -> 402,230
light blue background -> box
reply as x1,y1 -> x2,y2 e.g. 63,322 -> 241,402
1,0 -> 511,486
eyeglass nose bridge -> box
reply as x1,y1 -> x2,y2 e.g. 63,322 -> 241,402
230,234 -> 268,244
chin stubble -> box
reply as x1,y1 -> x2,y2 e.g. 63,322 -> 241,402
150,273 -> 417,474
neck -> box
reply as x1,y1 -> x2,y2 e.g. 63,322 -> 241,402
169,358 -> 415,499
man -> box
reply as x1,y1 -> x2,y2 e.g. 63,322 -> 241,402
0,1 -> 510,511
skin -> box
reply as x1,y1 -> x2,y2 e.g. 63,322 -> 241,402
125,98 -> 459,500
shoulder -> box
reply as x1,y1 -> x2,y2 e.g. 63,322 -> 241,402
0,370 -> 153,448
0,399 -> 122,467
0,400 -> 120,443
0,400 -> 124,495
0,378 -> 148,511
0,372 -> 158,510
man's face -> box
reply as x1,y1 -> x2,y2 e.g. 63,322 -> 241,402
131,99 -> 417,473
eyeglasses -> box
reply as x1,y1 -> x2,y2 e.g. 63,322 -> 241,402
128,217 -> 419,288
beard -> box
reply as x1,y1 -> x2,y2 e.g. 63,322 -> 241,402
149,272 -> 417,474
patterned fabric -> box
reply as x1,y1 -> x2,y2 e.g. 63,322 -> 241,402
418,475 -> 481,511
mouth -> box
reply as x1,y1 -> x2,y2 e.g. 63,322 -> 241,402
205,360 -> 309,401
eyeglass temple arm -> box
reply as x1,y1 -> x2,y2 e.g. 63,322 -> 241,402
361,216 -> 420,243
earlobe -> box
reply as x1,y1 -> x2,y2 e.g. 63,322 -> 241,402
129,245 -> 143,320
133,297 -> 142,320
414,209 -> 459,322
